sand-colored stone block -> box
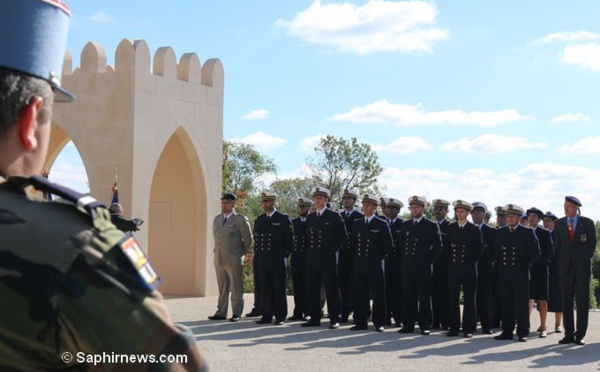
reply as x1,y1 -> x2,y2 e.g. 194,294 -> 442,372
49,40 -> 223,297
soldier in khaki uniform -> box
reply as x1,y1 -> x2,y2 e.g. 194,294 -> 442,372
209,192 -> 253,322
0,1 -> 207,370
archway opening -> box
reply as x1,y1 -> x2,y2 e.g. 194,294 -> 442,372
148,128 -> 207,296
45,124 -> 89,194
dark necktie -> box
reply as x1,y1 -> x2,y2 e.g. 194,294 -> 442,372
568,219 -> 574,240
222,216 -> 227,226
365,218 -> 369,225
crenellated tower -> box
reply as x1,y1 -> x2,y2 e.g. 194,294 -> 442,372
49,39 -> 223,296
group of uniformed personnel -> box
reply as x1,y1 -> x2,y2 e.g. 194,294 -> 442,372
215,186 -> 597,346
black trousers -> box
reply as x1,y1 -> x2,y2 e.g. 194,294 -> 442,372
402,269 -> 433,331
477,274 -> 494,332
291,254 -> 307,317
432,262 -> 449,328
499,278 -> 530,337
561,260 -> 591,340
384,259 -> 395,322
338,252 -> 354,318
390,259 -> 403,325
251,261 -> 262,313
257,264 -> 288,322
448,269 -> 477,333
306,263 -> 342,323
353,261 -> 386,327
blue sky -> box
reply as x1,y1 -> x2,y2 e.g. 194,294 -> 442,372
54,0 -> 600,220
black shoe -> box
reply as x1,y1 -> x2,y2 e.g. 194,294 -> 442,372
558,336 -> 575,344
494,333 -> 513,340
575,338 -> 586,346
245,310 -> 262,317
340,316 -> 349,324
208,315 -> 226,321
375,326 -> 385,332
304,316 -> 311,321
301,321 -> 320,327
464,333 -> 473,338
398,327 -> 414,334
421,330 -> 431,335
431,323 -> 441,330
482,329 -> 493,335
351,324 -> 368,331
274,320 -> 284,326
447,331 -> 459,337
329,322 -> 340,329
385,319 -> 392,326
255,318 -> 271,324
287,316 -> 304,321
518,336 -> 528,342
229,315 -> 241,322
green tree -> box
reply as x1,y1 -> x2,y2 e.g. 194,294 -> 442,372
222,140 -> 277,195
305,135 -> 384,207
269,177 -> 316,216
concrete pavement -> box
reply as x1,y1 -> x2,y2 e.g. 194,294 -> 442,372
166,294 -> 600,371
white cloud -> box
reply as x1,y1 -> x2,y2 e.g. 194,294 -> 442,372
276,0 -> 449,54
557,137 -> 600,155
241,109 -> 270,120
89,11 -> 115,23
231,131 -> 286,150
372,136 -> 433,154
300,134 -> 326,151
381,163 -> 600,221
330,100 -> 532,126
551,113 -> 591,123
440,134 -> 548,153
561,42 -> 600,71
532,31 -> 599,45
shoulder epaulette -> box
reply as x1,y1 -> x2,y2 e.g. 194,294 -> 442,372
28,175 -> 105,212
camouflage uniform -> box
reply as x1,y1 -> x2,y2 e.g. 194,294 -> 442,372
0,175 -> 207,371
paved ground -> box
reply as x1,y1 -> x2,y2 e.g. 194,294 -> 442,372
166,294 -> 600,371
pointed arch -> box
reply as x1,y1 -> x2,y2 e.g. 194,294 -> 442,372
147,127 -> 209,295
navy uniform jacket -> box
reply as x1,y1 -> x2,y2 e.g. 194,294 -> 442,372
533,226 -> 554,265
434,219 -> 450,271
305,208 -> 348,267
494,225 -> 540,281
553,216 -> 597,277
253,210 -> 294,268
446,222 -> 483,275
399,217 -> 443,274
351,216 -> 394,264
340,210 -> 364,256
291,217 -> 308,263
477,223 -> 496,278
387,217 -> 405,261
